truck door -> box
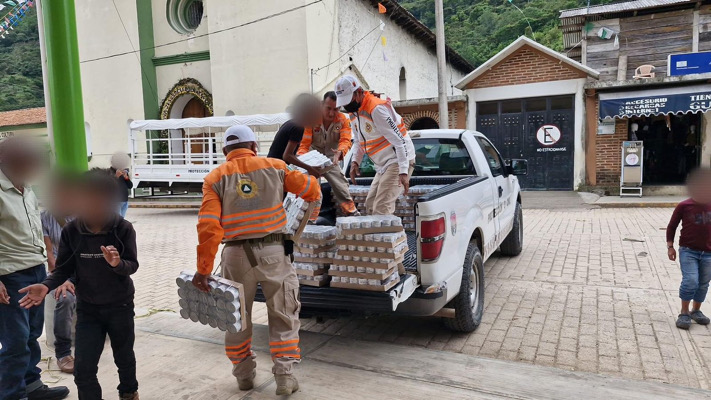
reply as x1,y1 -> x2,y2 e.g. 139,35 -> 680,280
475,137 -> 513,252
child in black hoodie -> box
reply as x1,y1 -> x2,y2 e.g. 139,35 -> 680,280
19,170 -> 140,400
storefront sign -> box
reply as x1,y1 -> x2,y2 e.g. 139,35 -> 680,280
668,52 -> 711,76
599,90 -> 711,118
597,119 -> 615,135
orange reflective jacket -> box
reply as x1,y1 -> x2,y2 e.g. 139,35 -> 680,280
297,112 -> 352,158
196,148 -> 321,274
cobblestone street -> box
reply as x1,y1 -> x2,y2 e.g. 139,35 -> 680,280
128,205 -> 711,389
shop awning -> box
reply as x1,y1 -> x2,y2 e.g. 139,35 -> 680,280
599,84 -> 711,119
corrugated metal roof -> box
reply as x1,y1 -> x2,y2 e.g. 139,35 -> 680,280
560,0 -> 693,19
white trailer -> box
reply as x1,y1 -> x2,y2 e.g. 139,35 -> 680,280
128,114 -> 289,193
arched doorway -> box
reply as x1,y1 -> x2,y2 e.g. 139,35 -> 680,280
399,67 -> 407,100
410,117 -> 439,130
182,97 -> 213,164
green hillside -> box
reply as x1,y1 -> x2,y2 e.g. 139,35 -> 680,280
0,6 -> 43,112
398,0 -> 611,67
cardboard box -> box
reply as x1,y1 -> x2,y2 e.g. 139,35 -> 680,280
294,245 -> 336,254
299,278 -> 330,287
330,275 -> 400,292
338,225 -> 404,235
335,234 -> 406,248
294,267 -> 328,276
293,256 -> 334,264
335,254 -> 404,269
328,265 -> 397,280
289,201 -> 318,242
337,248 -> 407,260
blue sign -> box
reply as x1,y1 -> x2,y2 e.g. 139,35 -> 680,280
668,52 -> 711,76
599,90 -> 711,119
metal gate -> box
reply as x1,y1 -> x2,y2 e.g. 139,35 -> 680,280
476,96 -> 575,190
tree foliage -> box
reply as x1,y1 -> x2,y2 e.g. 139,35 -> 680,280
0,8 -> 43,112
398,0 -> 611,67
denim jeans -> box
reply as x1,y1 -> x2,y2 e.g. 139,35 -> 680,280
119,201 -> 129,218
74,301 -> 137,400
679,247 -> 711,303
51,289 -> 76,359
0,265 -> 47,400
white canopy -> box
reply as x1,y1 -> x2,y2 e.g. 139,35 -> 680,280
129,113 -> 290,131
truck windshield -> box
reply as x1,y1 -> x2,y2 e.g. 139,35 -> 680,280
356,138 -> 476,177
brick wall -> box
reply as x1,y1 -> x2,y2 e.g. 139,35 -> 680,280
465,46 -> 586,89
596,118 -> 628,186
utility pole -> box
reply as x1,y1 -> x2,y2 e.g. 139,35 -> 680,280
41,0 -> 88,172
434,0 -> 449,129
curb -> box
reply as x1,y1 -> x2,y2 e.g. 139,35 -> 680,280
129,203 -> 200,209
593,202 -> 678,208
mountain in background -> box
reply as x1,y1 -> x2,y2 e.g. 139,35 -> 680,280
399,0 -> 611,67
0,2 -> 613,112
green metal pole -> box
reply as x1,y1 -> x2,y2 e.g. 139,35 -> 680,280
42,0 -> 88,172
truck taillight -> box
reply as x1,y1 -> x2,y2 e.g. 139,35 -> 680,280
421,214 -> 446,262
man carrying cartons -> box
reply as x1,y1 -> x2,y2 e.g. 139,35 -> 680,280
336,75 -> 416,215
297,91 -> 358,216
193,125 -> 321,396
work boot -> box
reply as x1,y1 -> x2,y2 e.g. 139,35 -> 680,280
275,374 -> 299,396
57,356 -> 74,374
676,314 -> 692,330
119,392 -> 139,400
237,370 -> 256,391
27,385 -> 70,400
691,310 -> 711,325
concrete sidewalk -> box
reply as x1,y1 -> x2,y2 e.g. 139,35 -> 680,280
591,195 -> 685,208
44,313 -> 710,400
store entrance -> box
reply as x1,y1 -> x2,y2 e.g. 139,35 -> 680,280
628,112 -> 702,185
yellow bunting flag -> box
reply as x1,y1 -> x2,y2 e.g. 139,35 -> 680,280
381,36 -> 387,46
378,3 -> 386,13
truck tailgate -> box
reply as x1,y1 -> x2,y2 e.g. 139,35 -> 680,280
255,274 -> 418,314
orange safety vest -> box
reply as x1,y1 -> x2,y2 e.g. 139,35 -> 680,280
351,92 -> 408,162
196,148 -> 321,274
298,112 -> 352,157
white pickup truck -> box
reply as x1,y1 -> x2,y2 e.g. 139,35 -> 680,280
259,129 -> 527,332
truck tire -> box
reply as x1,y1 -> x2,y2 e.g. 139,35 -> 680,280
443,243 -> 484,333
499,202 -> 523,256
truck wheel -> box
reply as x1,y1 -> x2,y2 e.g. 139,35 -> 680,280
499,202 -> 523,256
443,243 -> 484,333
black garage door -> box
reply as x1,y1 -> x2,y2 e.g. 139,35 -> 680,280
477,96 -> 574,190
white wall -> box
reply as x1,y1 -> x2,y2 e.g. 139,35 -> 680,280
152,0 -> 210,58
207,0 -> 310,116
305,0 -> 340,94
156,61 -> 213,102
335,0 -> 464,101
466,78 -> 588,189
75,0 -> 145,168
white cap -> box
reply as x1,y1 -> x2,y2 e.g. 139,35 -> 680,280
224,125 -> 256,146
334,75 -> 362,107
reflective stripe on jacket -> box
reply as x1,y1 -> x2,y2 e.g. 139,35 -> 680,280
350,92 -> 415,174
297,112 -> 352,158
196,148 -> 321,274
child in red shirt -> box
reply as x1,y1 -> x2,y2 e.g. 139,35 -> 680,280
667,167 -> 711,330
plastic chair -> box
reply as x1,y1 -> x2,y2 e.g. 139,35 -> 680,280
634,65 -> 655,79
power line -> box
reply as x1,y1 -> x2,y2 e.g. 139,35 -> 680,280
80,0 -> 323,64
312,23 -> 381,73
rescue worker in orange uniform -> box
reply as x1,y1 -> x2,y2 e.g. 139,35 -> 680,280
336,75 -> 416,215
297,91 -> 358,216
193,125 -> 321,396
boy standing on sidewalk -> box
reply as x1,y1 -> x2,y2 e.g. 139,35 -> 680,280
667,167 -> 711,330
19,170 -> 140,400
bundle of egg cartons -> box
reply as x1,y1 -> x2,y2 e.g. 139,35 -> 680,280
348,185 -> 370,215
293,225 -> 338,287
289,150 -> 334,174
329,216 -> 407,291
176,270 -> 244,333
395,185 -> 445,230
282,193 -> 316,239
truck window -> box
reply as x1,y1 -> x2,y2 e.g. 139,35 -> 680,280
351,138 -> 476,177
475,137 -> 505,177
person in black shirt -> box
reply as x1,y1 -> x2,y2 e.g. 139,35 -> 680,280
267,93 -> 323,177
19,170 -> 140,400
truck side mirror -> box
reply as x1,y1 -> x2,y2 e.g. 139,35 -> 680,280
506,159 -> 528,176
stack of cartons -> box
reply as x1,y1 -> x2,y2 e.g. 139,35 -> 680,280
293,225 -> 338,287
282,193 -> 317,241
348,185 -> 445,229
175,270 -> 247,333
289,149 -> 333,174
329,216 -> 408,291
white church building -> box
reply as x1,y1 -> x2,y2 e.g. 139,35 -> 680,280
73,0 -> 473,168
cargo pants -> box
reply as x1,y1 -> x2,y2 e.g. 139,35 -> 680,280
221,241 -> 301,378
366,161 -> 415,215
322,165 -> 356,215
